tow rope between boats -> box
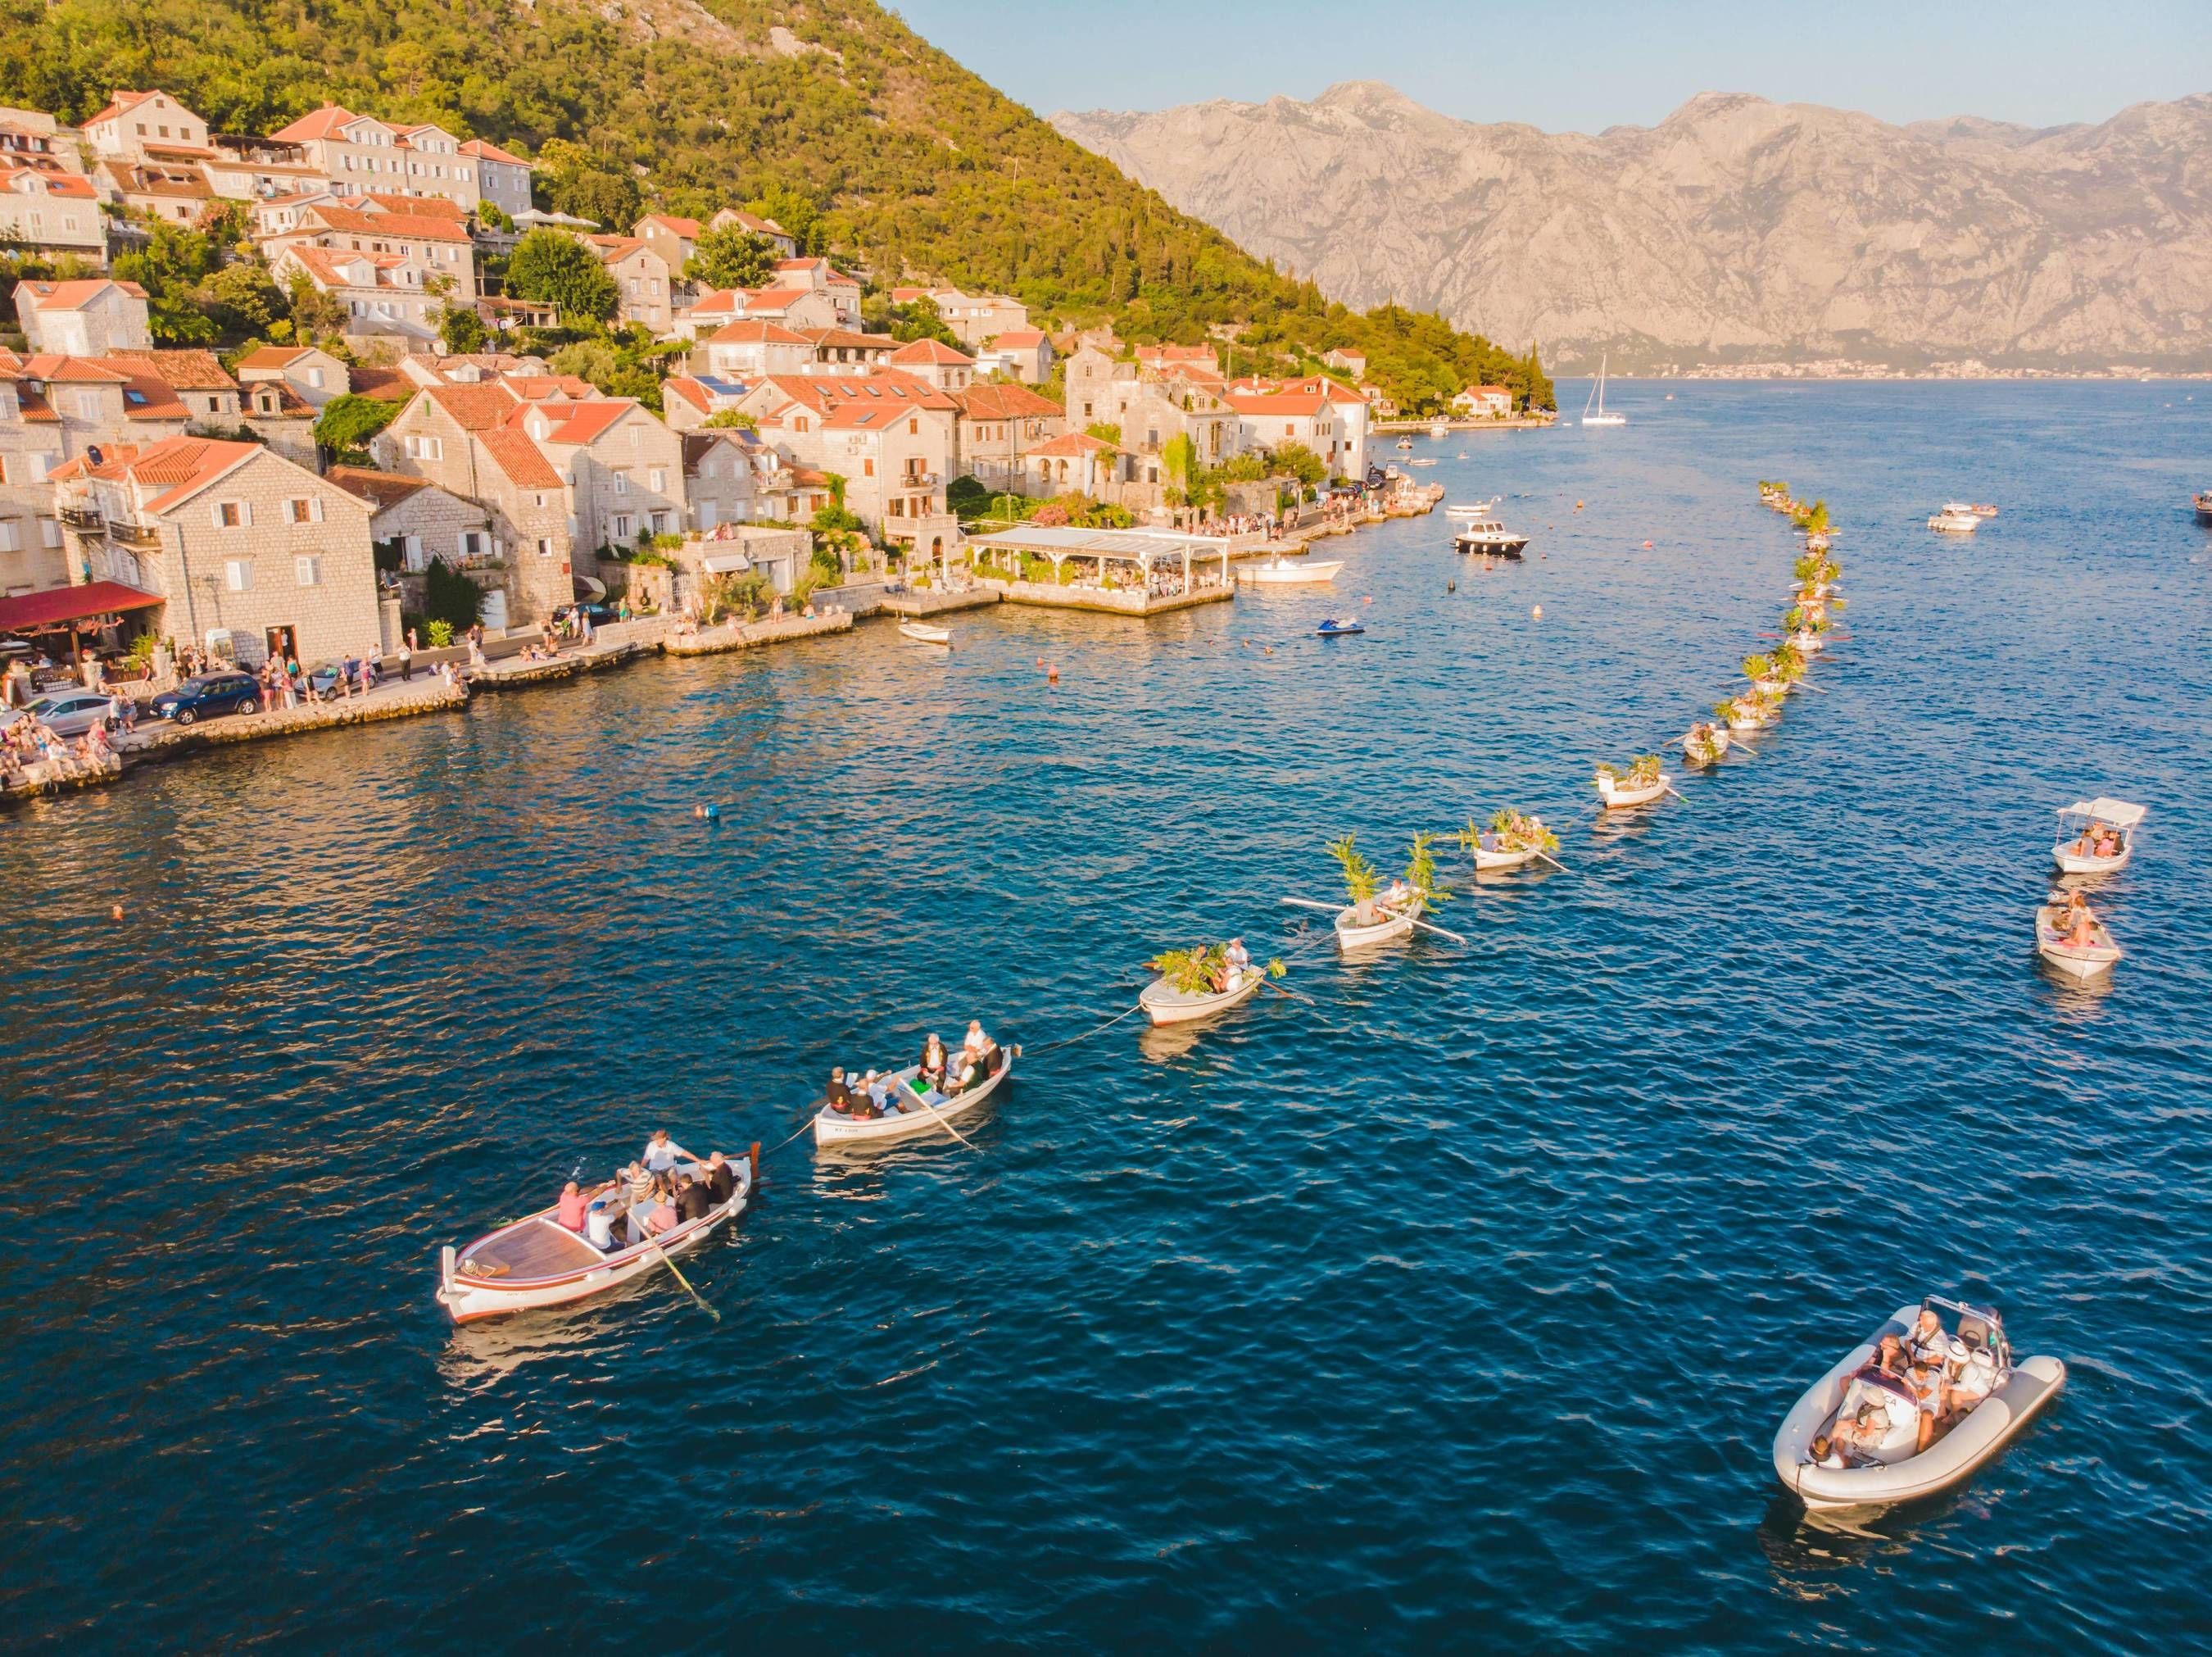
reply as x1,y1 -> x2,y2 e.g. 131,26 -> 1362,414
1023,1002 -> 1145,1054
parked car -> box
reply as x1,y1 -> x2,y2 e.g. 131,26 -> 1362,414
551,602 -> 619,631
149,671 -> 262,725
0,688 -> 117,738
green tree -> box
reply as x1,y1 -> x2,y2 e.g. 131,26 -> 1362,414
866,297 -> 960,347
283,272 -> 347,343
683,225 -> 776,290
112,219 -> 221,343
199,260 -> 285,338
504,229 -> 619,323
314,393 -> 401,464
701,409 -> 757,431
1271,442 -> 1326,487
555,169 -> 639,231
422,556 -> 483,632
438,304 -> 487,354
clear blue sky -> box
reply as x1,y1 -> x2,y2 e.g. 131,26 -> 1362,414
894,0 -> 2209,131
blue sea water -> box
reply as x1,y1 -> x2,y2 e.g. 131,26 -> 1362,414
2,382 -> 2208,1650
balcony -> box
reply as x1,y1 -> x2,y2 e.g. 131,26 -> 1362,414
107,519 -> 161,547
900,471 -> 941,488
58,506 -> 104,533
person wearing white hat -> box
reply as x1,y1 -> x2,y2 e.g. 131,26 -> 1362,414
1945,1337 -> 1997,1419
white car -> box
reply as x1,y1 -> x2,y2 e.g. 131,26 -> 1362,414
0,688 -> 118,739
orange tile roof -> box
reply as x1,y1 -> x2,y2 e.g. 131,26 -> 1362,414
476,427 -> 563,488
234,346 -> 315,370
108,349 -> 235,391
2,166 -> 98,199
48,442 -> 143,480
990,329 -> 1046,347
1225,390 -> 1329,415
419,382 -> 523,431
459,138 -> 530,167
507,397 -> 635,446
269,103 -> 367,143
663,377 -> 711,413
348,365 -> 415,402
1024,432 -> 1122,457
361,191 -> 467,220
638,214 -> 701,238
83,89 -> 167,128
755,370 -> 955,414
13,279 -> 149,310
324,465 -> 431,508
951,383 -> 1061,420
708,319 -> 811,346
75,434 -> 265,512
796,328 -> 895,352
303,202 -> 472,242
887,338 -> 973,366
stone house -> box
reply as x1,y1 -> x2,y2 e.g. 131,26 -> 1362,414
950,382 -> 1063,491
1063,347 -> 1236,496
712,209 -> 796,258
1019,432 -> 1134,499
2,353 -> 203,456
13,280 -> 151,356
460,139 -> 533,220
799,329 -> 897,375
326,464 -> 499,611
589,235 -> 673,335
510,397 -> 687,552
736,371 -> 955,537
52,434 -> 380,664
1321,347 -> 1368,377
81,90 -> 209,163
1452,384 -> 1514,417
890,287 -> 1027,348
267,105 -> 485,211
238,376 -> 320,466
1224,387 -> 1348,479
202,135 -> 329,206
0,358 -> 69,595
234,344 -> 348,409
680,430 -> 760,532
261,199 -> 478,304
660,375 -> 753,432
974,329 -> 1053,384
94,156 -> 213,225
0,165 -> 104,264
700,319 -> 814,381
764,258 -> 861,327
739,286 -> 841,333
885,338 -> 975,393
108,350 -> 242,426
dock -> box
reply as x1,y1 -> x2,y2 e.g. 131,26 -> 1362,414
664,610 -> 854,656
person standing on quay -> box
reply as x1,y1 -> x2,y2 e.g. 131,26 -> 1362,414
399,628 -> 415,683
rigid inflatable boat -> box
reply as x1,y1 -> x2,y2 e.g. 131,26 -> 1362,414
1772,1296 -> 2065,1511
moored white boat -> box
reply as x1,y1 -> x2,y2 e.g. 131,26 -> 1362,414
2035,903 -> 2122,979
1238,556 -> 1344,585
2051,797 -> 2144,874
1929,509 -> 1980,534
1773,1298 -> 2065,1512
814,1051 -> 1015,1146
1788,629 -> 1824,656
437,1150 -> 753,1324
1581,352 -> 1626,426
1140,966 -> 1269,1025
1453,518 -> 1528,557
898,620 -> 952,646
1593,768 -> 1670,808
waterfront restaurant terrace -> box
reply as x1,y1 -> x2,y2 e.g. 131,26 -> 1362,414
964,526 -> 1237,616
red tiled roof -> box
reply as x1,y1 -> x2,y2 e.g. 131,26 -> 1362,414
638,213 -> 701,239
684,288 -> 750,316
476,427 -> 563,488
361,191 -> 467,220
507,397 -> 635,446
108,349 -> 235,392
459,138 -> 530,167
887,338 -> 973,366
324,465 -> 431,509
13,279 -> 148,311
990,329 -> 1046,347
72,434 -> 264,513
48,443 -> 142,479
234,346 -> 314,370
587,234 -> 649,261
663,377 -> 711,413
951,383 -> 1060,420
419,382 -> 523,430
83,90 -> 169,128
1023,432 -> 1122,457
796,329 -> 895,352
348,365 -> 415,402
243,379 -> 312,415
269,103 -> 368,143
1225,390 -> 1328,415
1,166 -> 99,199
709,319 -> 811,346
301,202 -> 471,242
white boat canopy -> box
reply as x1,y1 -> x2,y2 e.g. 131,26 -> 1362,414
2057,797 -> 2146,827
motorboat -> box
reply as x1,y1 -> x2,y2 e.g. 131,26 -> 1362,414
1396,437 -> 1414,451
814,1049 -> 1015,1146
2036,899 -> 2122,979
2051,797 -> 2144,874
898,620 -> 952,646
1315,617 -> 1366,638
1453,518 -> 1528,558
437,1143 -> 753,1323
1929,507 -> 1980,534
1238,556 -> 1343,585
2195,490 -> 2212,524
1581,352 -> 1626,427
1139,961 -> 1270,1025
1429,420 -> 1450,439
1446,497 -> 1501,518
1593,762 -> 1670,808
1772,1296 -> 2065,1511
1408,457 -> 1438,467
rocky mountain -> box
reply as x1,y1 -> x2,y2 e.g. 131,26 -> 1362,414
1053,83 -> 2212,371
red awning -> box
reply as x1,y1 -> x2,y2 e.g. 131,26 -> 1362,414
0,580 -> 165,633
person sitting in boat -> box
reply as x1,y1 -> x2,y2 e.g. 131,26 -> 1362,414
917,1036 -> 949,1091
624,1160 -> 655,1209
824,1065 -> 854,1114
674,1171 -> 713,1223
641,1128 -> 697,1174
1378,877 -> 1414,912
703,1151 -> 737,1205
941,1053 -> 977,1098
557,1179 -> 590,1233
1943,1337 -> 1998,1419
859,1069 -> 895,1115
1224,938 -> 1251,987
1904,1359 -> 1943,1453
2094,824 -> 2123,859
1906,1306 -> 1948,1369
1873,1332 -> 1911,1378
962,1020 -> 993,1066
2065,900 -> 2100,950
641,1186 -> 678,1238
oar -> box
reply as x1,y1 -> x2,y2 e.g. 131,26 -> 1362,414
902,1081 -> 981,1150
1407,915 -> 1470,945
1280,896 -> 1344,915
643,1233 -> 719,1322
1534,850 -> 1571,873
1264,979 -> 1318,1006
1664,784 -> 1692,804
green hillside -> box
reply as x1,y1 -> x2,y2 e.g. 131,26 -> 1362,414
0,0 -> 1552,411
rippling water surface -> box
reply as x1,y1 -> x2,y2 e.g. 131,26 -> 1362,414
6,383 -> 2209,1649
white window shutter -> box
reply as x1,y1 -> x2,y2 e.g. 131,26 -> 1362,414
241,501 -> 254,527
210,502 -> 224,529
310,496 -> 324,523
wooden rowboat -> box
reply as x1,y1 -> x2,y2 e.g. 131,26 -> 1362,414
1238,557 -> 1344,584
437,1152 -> 753,1324
1140,966 -> 1268,1025
1594,770 -> 1670,809
1335,895 -> 1421,951
2036,906 -> 2122,980
899,620 -> 952,646
813,1051 -> 1014,1146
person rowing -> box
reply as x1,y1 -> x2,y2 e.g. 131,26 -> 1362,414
1377,877 -> 1413,912
1224,937 -> 1251,988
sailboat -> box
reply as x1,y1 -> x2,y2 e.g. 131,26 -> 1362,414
1582,353 -> 1626,427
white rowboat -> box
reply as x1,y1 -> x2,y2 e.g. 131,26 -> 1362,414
1469,839 -> 1543,870
437,1154 -> 752,1324
1139,967 -> 1268,1025
1773,1299 -> 2065,1512
1594,769 -> 1670,808
813,1052 -> 1014,1146
2035,905 -> 2122,979
2051,797 -> 2144,874
1335,896 -> 1422,951
1238,557 -> 1344,585
898,620 -> 952,646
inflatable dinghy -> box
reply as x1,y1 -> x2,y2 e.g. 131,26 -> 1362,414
1772,1296 -> 2065,1511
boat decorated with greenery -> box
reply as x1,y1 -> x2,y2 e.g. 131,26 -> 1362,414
1139,943 -> 1285,1025
1458,807 -> 1561,870
1594,753 -> 1669,808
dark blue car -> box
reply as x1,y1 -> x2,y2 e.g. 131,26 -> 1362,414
149,670 -> 262,725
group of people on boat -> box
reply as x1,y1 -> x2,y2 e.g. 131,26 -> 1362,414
1808,1306 -> 2001,1468
825,1021 -> 1004,1119
2066,822 -> 2124,861
2044,888 -> 2102,949
551,1130 -> 741,1251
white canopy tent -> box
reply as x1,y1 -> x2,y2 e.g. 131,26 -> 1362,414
963,526 -> 1233,596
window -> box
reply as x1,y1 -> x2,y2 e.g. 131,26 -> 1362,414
611,515 -> 632,538
214,501 -> 246,529
294,554 -> 321,586
908,419 -> 919,435
306,367 -> 324,388
39,519 -> 61,547
610,471 -> 630,496
287,497 -> 323,524
405,434 -> 443,461
74,390 -> 102,419
536,538 -> 554,559
862,458 -> 875,477
0,520 -> 16,552
647,468 -> 665,493
403,533 -> 425,571
224,559 -> 252,591
459,531 -> 487,559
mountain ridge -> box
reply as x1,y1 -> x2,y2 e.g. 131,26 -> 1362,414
1052,85 -> 2212,371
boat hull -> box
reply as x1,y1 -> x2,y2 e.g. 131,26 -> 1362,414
898,622 -> 951,646
1594,774 -> 1670,808
813,1055 -> 1014,1145
1335,898 -> 1421,951
2051,845 -> 2130,875
437,1165 -> 753,1324
2036,910 -> 2121,978
1453,535 -> 1526,558
1140,969 -> 1267,1025
1470,843 -> 1541,870
1239,561 -> 1343,584
1772,1305 -> 2066,1511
